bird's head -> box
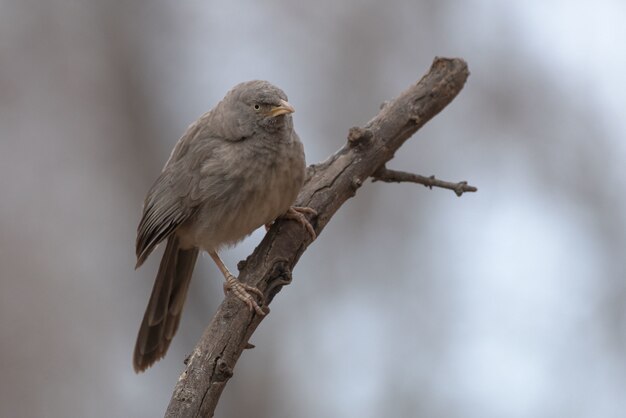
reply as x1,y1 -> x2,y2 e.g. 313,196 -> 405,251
219,80 -> 295,140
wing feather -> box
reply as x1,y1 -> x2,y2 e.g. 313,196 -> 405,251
135,119 -> 221,267
135,159 -> 198,268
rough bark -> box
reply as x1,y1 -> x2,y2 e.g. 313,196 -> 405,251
165,57 -> 470,417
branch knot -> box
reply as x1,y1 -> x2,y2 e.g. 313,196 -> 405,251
347,126 -> 373,147
214,358 -> 233,382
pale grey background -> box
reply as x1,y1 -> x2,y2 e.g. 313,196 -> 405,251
1,1 -> 625,417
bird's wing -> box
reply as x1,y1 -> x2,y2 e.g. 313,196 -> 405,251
135,125 -> 207,268
134,165 -> 197,268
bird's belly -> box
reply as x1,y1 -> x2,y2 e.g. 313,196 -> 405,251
181,158 -> 303,251
220,181 -> 293,243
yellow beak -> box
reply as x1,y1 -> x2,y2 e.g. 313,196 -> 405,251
269,99 -> 295,117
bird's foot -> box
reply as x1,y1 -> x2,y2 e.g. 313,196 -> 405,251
282,206 -> 317,240
223,274 -> 266,316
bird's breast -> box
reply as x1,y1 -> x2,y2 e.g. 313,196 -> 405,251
181,138 -> 305,251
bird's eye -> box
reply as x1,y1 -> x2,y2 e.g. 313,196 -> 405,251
253,104 -> 260,111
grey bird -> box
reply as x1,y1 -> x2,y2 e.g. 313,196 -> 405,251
133,80 -> 315,373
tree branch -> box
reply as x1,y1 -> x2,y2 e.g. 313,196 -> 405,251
164,57 -> 471,417
372,167 -> 477,196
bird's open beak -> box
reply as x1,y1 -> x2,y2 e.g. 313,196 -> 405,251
269,99 -> 295,117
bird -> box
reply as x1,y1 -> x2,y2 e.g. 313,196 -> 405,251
133,80 -> 315,373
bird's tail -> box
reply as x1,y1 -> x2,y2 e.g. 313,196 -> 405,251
133,235 -> 198,372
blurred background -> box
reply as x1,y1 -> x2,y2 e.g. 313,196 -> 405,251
1,0 -> 625,417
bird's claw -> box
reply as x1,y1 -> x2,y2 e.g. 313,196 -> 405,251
224,274 -> 266,316
283,206 -> 317,240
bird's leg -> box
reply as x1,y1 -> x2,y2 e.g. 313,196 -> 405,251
281,206 -> 317,240
208,250 -> 265,316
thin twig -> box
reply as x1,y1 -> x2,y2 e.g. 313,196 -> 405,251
372,167 -> 477,196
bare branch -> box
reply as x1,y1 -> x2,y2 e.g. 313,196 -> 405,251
372,167 -> 477,196
164,57 -> 470,418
